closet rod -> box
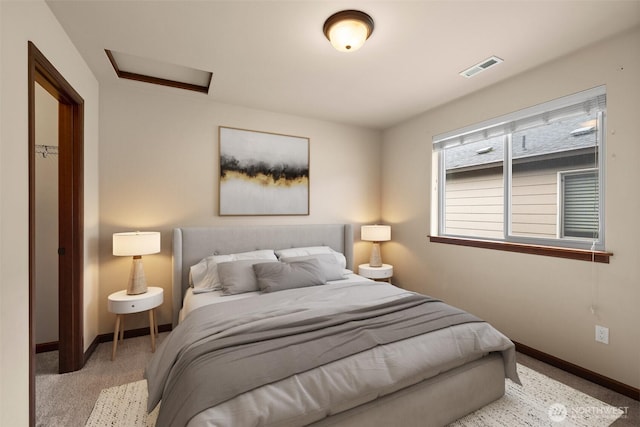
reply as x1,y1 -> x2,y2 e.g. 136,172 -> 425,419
35,144 -> 58,158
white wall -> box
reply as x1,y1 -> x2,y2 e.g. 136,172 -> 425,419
382,27 -> 640,389
0,1 -> 100,425
98,83 -> 382,333
0,0 -> 4,417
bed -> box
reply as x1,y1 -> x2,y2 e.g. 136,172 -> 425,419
145,224 -> 519,427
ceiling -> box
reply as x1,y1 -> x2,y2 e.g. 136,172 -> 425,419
47,1 -> 640,130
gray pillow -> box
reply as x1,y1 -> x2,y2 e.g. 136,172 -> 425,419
217,259 -> 277,295
279,254 -> 346,281
253,259 -> 326,293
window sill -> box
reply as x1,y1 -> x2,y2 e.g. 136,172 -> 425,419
428,236 -> 612,264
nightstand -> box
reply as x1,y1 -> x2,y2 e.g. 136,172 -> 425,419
107,286 -> 163,360
358,264 -> 393,282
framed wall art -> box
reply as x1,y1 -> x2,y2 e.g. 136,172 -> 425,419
218,126 -> 310,216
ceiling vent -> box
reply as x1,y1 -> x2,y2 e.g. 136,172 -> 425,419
459,56 -> 503,78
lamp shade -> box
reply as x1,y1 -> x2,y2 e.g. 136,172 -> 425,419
323,10 -> 374,52
361,225 -> 391,242
113,231 -> 160,256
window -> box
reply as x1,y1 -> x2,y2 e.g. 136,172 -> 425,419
560,169 -> 599,239
433,86 -> 606,253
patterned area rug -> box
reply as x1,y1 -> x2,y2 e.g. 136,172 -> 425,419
451,365 -> 623,427
86,364 -> 623,426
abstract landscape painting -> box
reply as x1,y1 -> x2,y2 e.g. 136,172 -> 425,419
219,127 -> 309,215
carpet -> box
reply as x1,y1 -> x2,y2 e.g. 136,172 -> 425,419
86,364 -> 623,426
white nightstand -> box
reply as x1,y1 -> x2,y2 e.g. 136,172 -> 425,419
358,264 -> 393,282
107,286 -> 163,360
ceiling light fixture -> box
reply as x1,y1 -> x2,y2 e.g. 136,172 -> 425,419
323,10 -> 374,52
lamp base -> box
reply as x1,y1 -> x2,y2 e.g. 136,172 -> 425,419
369,242 -> 383,268
126,256 -> 148,295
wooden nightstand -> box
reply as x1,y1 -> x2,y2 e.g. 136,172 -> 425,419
358,264 -> 393,282
107,286 -> 163,360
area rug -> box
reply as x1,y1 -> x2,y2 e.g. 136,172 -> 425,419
450,365 -> 623,427
86,364 -> 623,426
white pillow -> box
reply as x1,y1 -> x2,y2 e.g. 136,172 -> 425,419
189,249 -> 277,294
275,246 -> 347,269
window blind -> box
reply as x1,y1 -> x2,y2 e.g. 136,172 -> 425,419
433,86 -> 606,151
562,171 -> 599,239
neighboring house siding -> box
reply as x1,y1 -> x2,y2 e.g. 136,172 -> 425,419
511,167 -> 557,239
445,162 -> 593,239
445,170 -> 503,239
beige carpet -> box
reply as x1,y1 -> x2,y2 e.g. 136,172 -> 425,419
36,333 -> 169,427
86,364 -> 624,426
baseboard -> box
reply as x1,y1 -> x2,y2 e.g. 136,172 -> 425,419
81,324 -> 172,365
84,335 -> 100,365
97,323 -> 173,343
36,341 -> 59,353
514,341 -> 640,401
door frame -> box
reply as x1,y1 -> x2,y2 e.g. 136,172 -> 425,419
28,41 -> 84,425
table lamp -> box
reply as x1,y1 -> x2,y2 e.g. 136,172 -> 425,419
113,231 -> 160,295
361,225 -> 391,268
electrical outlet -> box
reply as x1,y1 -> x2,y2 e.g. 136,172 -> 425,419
595,325 -> 609,344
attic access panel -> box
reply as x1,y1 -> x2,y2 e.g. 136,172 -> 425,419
105,49 -> 212,94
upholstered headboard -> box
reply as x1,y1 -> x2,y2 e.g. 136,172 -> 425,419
171,224 -> 354,326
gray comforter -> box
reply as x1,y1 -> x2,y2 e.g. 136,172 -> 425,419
146,283 -> 518,427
